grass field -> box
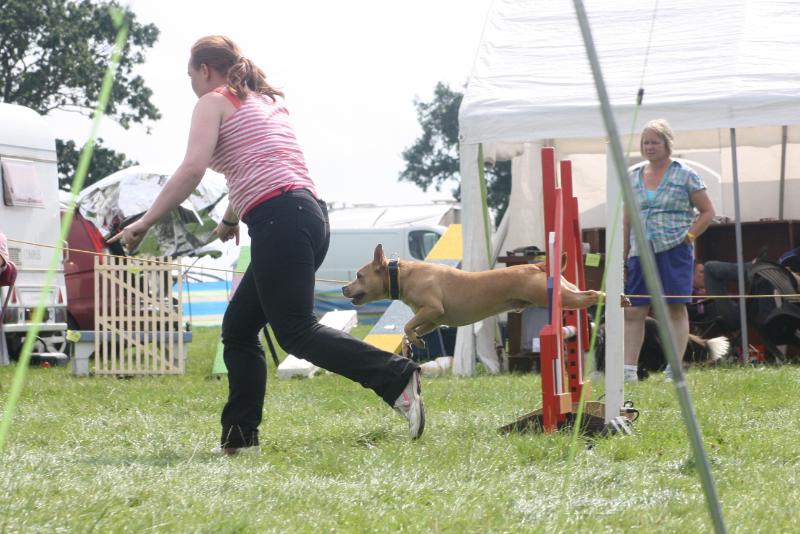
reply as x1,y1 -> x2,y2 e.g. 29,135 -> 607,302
1,326 -> 799,533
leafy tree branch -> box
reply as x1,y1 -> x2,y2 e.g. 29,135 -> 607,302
399,82 -> 510,225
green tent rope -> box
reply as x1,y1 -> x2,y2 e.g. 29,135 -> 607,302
572,1 -> 726,532
0,9 -> 129,453
561,0 -> 663,512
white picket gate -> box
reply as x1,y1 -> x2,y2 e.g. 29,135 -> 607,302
93,256 -> 185,375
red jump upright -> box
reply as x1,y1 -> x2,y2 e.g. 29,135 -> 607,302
538,148 -> 590,431
501,147 -> 633,436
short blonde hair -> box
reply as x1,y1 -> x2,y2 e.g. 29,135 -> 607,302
641,118 -> 674,156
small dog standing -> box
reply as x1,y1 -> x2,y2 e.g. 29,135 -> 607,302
342,244 -> 603,347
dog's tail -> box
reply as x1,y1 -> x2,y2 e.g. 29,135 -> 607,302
689,332 -> 730,363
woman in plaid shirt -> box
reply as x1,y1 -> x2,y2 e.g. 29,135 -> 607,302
622,119 -> 716,382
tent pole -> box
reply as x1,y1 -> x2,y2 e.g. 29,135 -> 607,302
477,144 -> 504,356
454,143 -> 497,375
730,128 -> 749,363
573,1 -> 726,532
604,144 -> 624,424
779,125 -> 788,220
477,144 -> 495,267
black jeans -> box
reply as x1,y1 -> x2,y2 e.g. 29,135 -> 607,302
219,189 -> 418,448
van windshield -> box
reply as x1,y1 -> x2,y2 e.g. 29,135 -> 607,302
408,230 -> 441,259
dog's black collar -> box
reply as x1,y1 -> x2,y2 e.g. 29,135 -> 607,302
388,258 -> 400,300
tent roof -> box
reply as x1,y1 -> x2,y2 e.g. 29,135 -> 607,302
460,0 -> 800,145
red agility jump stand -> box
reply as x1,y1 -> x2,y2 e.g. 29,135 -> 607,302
539,148 -> 591,431
501,147 -> 630,435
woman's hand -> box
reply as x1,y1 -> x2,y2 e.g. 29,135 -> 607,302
213,221 -> 240,245
107,218 -> 151,253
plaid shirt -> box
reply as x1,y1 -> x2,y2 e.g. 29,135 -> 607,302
628,160 -> 706,257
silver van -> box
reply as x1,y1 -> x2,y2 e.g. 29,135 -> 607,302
316,225 -> 446,285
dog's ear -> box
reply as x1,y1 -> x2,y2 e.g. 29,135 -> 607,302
373,244 -> 386,267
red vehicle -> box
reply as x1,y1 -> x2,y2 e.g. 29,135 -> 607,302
61,208 -> 183,333
60,208 -> 124,331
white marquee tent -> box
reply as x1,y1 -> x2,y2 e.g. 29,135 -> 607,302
455,0 -> 800,416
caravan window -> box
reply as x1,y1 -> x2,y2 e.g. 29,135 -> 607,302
2,158 -> 45,208
408,230 -> 441,259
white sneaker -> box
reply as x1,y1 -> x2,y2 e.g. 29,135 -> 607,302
211,445 -> 261,456
664,365 -> 674,382
394,370 -> 425,439
624,365 -> 639,383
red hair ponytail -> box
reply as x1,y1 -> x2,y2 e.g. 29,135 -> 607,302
190,35 -> 284,101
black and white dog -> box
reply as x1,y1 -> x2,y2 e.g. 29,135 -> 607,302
595,316 -> 730,380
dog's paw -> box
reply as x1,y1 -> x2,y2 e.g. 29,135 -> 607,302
406,331 -> 426,348
401,336 -> 414,359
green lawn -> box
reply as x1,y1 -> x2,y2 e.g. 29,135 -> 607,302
1,326 -> 799,532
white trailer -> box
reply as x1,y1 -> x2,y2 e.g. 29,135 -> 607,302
0,103 -> 68,364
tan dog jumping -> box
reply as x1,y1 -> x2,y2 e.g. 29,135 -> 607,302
342,244 -> 604,347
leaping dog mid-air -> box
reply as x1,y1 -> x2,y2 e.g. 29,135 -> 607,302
342,244 -> 603,347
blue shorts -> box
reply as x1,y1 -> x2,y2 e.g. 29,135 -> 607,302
625,242 -> 694,306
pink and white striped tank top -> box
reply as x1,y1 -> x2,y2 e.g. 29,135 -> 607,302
209,87 -> 317,219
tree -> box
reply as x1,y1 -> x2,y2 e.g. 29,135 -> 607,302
399,82 -> 511,224
0,0 -> 160,189
56,138 -> 137,191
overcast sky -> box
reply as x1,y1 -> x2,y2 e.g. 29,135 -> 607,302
45,0 -> 493,205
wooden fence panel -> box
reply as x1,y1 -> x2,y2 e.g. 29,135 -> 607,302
94,256 -> 185,375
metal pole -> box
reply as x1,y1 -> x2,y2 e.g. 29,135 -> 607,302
604,145 -> 624,423
730,129 -> 749,363
477,144 -> 495,268
478,144 -> 504,355
572,2 -> 726,532
779,125 -> 788,220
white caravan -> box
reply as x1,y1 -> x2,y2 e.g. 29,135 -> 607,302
0,103 -> 68,364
